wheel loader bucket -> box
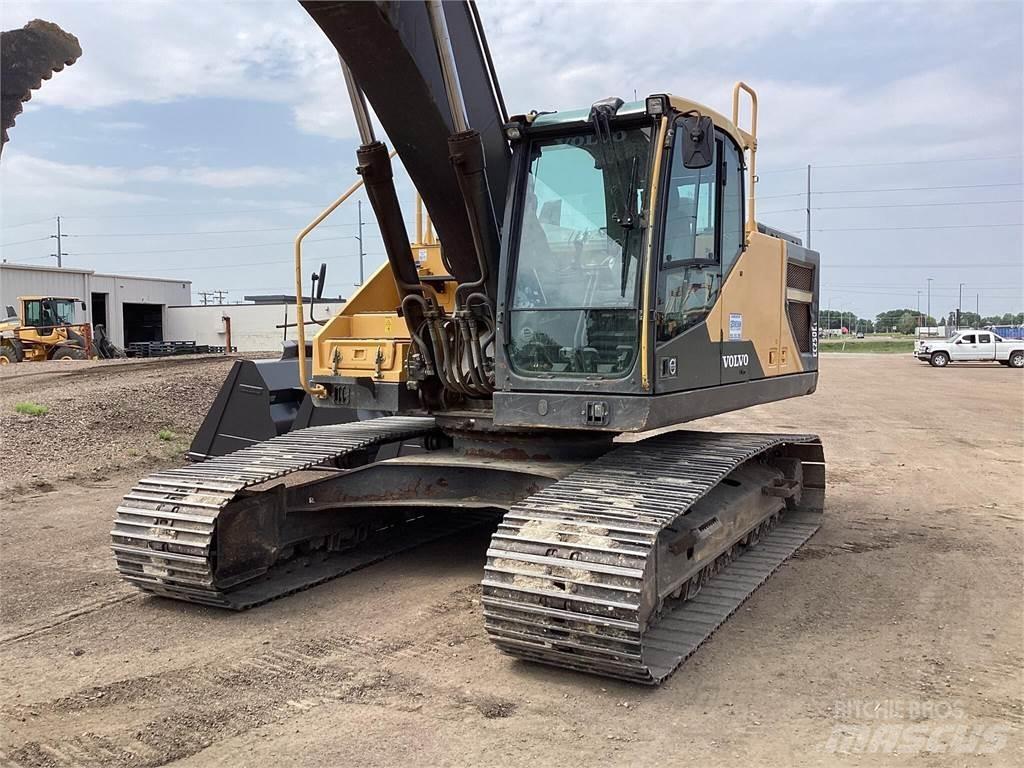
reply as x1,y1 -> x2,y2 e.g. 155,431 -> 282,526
189,357 -> 356,461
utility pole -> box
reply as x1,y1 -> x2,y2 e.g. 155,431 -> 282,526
213,290 -> 228,304
926,277 -> 933,328
976,293 -> 980,320
199,291 -> 213,305
917,290 -> 921,330
806,164 -> 811,248
355,200 -> 365,286
50,215 -> 66,267
958,282 -> 964,330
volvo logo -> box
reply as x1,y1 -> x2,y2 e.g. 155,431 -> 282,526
722,354 -> 749,368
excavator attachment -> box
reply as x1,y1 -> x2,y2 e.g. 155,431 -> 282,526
1,19 -> 81,156
189,351 -> 358,461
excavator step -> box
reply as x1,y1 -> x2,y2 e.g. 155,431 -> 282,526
482,431 -> 825,684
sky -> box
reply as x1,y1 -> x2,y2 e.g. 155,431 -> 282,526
0,0 -> 1021,321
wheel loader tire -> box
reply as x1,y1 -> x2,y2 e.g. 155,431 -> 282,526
929,351 -> 950,368
52,346 -> 87,361
1009,350 -> 1024,369
0,338 -> 23,364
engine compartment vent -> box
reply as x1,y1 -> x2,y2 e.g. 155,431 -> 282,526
787,262 -> 815,292
788,301 -> 812,354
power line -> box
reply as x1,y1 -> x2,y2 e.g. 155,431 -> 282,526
122,251 -> 388,274
69,235 -> 359,257
59,203 -> 333,221
0,236 -> 50,248
65,222 -> 369,238
815,223 -> 1022,232
760,199 -> 1024,215
825,262 -> 1020,268
759,154 -> 1024,174
758,181 -> 1023,200
1,216 -> 54,230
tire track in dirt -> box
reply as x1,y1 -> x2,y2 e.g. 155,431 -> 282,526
2,586 -> 496,768
0,594 -> 140,647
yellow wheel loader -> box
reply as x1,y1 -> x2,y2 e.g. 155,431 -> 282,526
3,296 -> 93,362
112,0 -> 825,685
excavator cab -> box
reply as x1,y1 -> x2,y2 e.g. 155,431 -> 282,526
491,94 -> 821,431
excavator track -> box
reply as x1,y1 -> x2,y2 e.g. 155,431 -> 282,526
482,431 -> 825,684
110,416 -> 475,609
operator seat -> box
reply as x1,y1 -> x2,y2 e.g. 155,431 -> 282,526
663,193 -> 697,265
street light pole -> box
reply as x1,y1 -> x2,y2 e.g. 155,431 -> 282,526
806,164 -> 811,248
926,277 -> 933,329
958,282 -> 964,330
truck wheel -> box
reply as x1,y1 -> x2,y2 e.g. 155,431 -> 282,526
1009,351 -> 1024,368
0,338 -> 23,364
929,351 -> 950,368
52,346 -> 87,361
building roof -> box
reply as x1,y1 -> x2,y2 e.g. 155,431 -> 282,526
0,261 -> 191,285
243,294 -> 346,304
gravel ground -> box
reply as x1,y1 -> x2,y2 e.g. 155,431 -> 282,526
0,354 -> 1021,767
0,356 -> 236,494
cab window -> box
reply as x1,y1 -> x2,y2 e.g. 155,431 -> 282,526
657,126 -> 744,344
24,300 -> 42,326
959,334 -> 975,344
720,137 -> 744,275
978,334 -> 991,343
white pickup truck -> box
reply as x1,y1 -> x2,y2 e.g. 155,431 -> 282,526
915,331 -> 1024,368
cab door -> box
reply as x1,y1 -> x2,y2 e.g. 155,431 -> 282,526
975,332 -> 996,360
951,333 -> 977,360
653,124 -> 723,393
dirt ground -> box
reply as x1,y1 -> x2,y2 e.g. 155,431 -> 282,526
0,354 -> 1021,767
0,356 -> 235,494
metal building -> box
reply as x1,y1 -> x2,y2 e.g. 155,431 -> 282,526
0,263 -> 191,348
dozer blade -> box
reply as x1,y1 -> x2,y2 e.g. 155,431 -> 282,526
482,431 -> 825,684
113,417 -> 479,609
189,358 -> 358,461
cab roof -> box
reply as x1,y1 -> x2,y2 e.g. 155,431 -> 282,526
528,94 -> 751,150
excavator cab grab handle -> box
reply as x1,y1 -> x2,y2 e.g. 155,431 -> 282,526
731,81 -> 759,231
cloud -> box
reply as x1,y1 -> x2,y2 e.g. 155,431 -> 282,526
96,121 -> 146,132
3,0 -> 1018,166
1,0 -> 359,137
1,152 -> 305,190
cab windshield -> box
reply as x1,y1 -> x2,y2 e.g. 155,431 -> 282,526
25,298 -> 76,327
509,125 -> 652,377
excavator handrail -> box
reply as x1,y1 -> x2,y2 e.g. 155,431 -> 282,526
294,149 -> 398,399
731,82 -> 759,231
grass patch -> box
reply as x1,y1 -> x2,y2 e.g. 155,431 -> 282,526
820,340 -> 915,353
14,402 -> 48,417
157,428 -> 178,441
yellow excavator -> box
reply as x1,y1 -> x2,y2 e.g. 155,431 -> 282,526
112,0 -> 825,684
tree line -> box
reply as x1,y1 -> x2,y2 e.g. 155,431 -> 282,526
819,309 -> 1023,336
